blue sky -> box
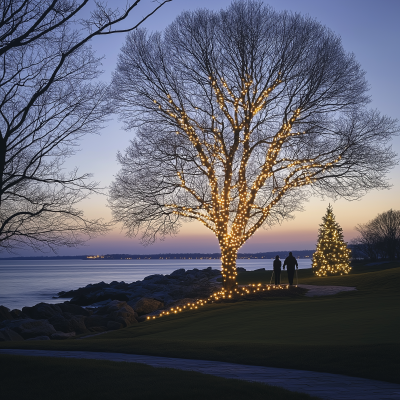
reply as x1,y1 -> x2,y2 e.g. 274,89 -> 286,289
16,0 -> 400,256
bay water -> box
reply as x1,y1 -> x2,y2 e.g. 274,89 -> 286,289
0,258 -> 312,310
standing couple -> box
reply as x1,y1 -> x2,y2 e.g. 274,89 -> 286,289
273,252 -> 298,285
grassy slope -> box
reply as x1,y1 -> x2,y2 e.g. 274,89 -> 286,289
0,355 -> 319,400
1,262 -> 399,384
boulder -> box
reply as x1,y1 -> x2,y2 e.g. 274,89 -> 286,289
70,291 -> 130,306
168,298 -> 197,308
0,328 -> 24,341
57,302 -> 91,316
169,268 -> 186,277
148,292 -> 173,305
10,309 -> 29,319
26,336 -> 50,341
112,311 -> 138,327
106,300 -> 135,313
134,298 -> 164,315
88,326 -> 107,333
2,319 -> 56,339
58,281 -> 108,298
48,314 -> 88,334
22,303 -> 62,319
0,306 -> 12,321
143,274 -> 169,284
107,321 -> 123,330
51,331 -> 76,340
94,301 -> 138,328
84,315 -> 109,329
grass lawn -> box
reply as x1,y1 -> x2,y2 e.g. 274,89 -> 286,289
1,261 -> 399,392
0,354 -> 319,400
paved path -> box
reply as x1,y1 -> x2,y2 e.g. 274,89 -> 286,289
297,285 -> 356,297
1,349 -> 399,399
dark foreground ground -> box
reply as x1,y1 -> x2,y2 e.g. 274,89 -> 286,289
1,261 -> 399,399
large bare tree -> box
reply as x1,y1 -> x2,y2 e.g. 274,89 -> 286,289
109,1 -> 398,291
0,0 -> 171,252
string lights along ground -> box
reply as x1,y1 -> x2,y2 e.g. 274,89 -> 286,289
147,283 -> 291,320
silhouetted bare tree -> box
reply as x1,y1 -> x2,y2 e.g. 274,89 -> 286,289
0,0 -> 171,252
109,1 -> 398,291
353,209 -> 400,260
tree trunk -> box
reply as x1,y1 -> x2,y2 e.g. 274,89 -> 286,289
220,246 -> 239,292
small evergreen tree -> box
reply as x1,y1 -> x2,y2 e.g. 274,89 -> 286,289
312,205 -> 351,276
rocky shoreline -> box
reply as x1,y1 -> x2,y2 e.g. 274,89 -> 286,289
0,267 -> 223,342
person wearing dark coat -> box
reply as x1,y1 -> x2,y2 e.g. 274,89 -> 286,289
273,255 -> 282,285
283,252 -> 298,285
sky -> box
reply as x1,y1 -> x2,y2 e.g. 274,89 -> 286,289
13,0 -> 400,256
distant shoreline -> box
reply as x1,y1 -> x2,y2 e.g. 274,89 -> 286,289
0,250 -> 315,261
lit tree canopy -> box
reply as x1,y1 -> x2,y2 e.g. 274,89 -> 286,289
312,205 -> 351,276
109,1 -> 398,291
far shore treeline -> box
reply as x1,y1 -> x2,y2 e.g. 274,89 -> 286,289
0,251 -> 316,261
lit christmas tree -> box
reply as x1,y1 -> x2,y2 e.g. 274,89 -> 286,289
312,205 -> 351,276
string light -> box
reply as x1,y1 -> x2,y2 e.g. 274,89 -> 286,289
150,72 -> 344,291
146,283 -> 290,321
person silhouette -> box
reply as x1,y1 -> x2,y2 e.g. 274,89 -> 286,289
283,252 -> 298,285
273,255 -> 282,285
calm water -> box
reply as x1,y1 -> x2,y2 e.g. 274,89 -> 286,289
0,258 -> 312,310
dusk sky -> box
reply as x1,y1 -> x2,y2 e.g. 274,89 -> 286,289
14,0 -> 400,256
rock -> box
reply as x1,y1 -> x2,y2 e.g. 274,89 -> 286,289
84,315 -> 108,329
113,313 -> 138,327
22,303 -> 62,319
54,267 -> 223,317
48,314 -> 88,334
185,274 -> 196,283
141,282 -> 162,291
106,300 -> 135,313
0,306 -> 12,321
51,331 -> 76,340
88,326 -> 107,333
236,267 -> 247,272
10,309 -> 29,319
144,292 -> 173,305
70,291 -> 130,306
107,321 -> 123,330
169,268 -> 186,277
58,281 -> 108,298
1,319 -> 56,339
109,281 -> 129,290
0,328 -> 24,341
168,298 -> 197,309
94,301 -> 138,328
57,302 -> 91,316
143,274 -> 170,284
26,336 -> 50,341
134,298 -> 164,315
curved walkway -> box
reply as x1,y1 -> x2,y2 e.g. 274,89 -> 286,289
297,284 -> 356,297
1,349 -> 399,399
